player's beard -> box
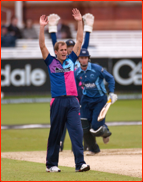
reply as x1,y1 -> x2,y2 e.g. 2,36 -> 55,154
81,64 -> 88,67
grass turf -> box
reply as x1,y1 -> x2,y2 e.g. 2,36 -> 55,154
1,125 -> 142,152
1,100 -> 142,125
106,99 -> 142,121
1,158 -> 142,181
1,99 -> 142,181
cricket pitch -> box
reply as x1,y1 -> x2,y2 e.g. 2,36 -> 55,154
1,148 -> 142,178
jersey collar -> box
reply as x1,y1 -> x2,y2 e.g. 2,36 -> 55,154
79,62 -> 91,73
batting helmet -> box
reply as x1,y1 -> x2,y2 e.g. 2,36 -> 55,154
66,39 -> 75,47
79,48 -> 90,57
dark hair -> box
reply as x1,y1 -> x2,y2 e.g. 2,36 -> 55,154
54,41 -> 67,51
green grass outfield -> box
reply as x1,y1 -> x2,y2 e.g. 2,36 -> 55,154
1,99 -> 142,181
1,126 -> 142,181
1,126 -> 142,152
1,158 -> 141,181
1,99 -> 142,125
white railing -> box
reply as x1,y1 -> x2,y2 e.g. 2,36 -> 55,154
1,7 -> 12,26
1,31 -> 142,59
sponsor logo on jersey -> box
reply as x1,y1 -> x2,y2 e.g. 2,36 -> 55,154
84,83 -> 96,88
55,67 -> 71,73
65,61 -> 69,65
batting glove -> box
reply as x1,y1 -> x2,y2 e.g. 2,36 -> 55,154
108,93 -> 118,104
48,14 -> 60,33
82,13 -> 94,32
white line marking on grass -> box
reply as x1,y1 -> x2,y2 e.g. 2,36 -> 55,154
1,121 -> 142,130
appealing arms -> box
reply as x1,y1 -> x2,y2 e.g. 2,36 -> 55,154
72,9 -> 83,57
48,14 -> 60,47
82,13 -> 94,49
39,15 -> 49,60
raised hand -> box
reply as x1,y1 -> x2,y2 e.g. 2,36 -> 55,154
83,13 -> 94,27
82,13 -> 94,32
40,15 -> 48,26
72,8 -> 82,21
48,14 -> 60,26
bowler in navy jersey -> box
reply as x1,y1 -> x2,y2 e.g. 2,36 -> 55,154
39,9 -> 90,172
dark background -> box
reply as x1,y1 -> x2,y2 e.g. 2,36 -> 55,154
1,58 -> 142,95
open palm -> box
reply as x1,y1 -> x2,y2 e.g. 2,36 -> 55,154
72,8 -> 82,21
40,15 -> 48,26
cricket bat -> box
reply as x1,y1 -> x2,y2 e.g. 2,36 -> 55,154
98,99 -> 112,122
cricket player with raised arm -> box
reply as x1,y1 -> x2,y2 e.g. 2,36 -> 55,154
75,48 -> 118,156
47,12 -> 95,152
39,9 -> 90,172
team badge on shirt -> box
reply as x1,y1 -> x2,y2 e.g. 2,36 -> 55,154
90,74 -> 95,79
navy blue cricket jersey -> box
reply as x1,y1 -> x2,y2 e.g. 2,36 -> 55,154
44,51 -> 78,98
75,62 -> 115,98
